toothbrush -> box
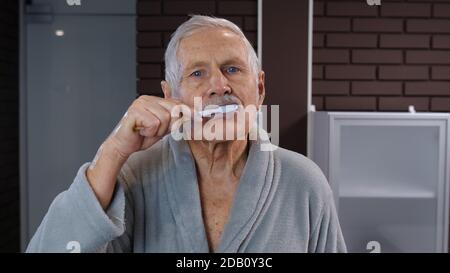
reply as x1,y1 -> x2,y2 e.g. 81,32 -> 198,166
197,104 -> 239,117
134,104 -> 240,132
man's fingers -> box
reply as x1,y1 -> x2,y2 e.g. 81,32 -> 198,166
132,107 -> 161,135
141,103 -> 171,137
141,97 -> 193,131
157,99 -> 181,112
139,127 -> 158,137
152,97 -> 194,118
139,95 -> 181,111
123,95 -> 196,140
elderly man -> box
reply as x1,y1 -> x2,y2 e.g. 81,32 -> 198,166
27,15 -> 346,253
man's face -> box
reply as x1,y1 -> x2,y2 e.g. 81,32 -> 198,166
174,27 -> 265,141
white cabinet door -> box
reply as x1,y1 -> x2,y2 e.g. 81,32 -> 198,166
311,112 -> 450,253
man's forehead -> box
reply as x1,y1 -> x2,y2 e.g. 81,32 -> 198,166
180,27 -> 244,47
177,28 -> 248,66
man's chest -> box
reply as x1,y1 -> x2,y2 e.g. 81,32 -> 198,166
198,180 -> 238,252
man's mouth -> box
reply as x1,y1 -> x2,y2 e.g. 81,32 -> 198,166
197,103 -> 240,118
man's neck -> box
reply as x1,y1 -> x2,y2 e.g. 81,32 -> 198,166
187,139 -> 249,184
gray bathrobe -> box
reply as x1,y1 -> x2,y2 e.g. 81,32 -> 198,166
26,134 -> 346,253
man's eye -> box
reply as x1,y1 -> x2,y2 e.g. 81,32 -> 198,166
190,71 -> 202,77
226,67 -> 240,74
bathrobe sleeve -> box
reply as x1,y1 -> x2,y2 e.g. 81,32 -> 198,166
308,190 -> 347,253
26,162 -> 134,253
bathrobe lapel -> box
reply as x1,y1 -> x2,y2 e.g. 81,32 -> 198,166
217,137 -> 279,252
163,136 -> 210,252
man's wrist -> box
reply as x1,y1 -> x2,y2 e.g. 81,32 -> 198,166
86,139 -> 128,210
102,138 -> 130,166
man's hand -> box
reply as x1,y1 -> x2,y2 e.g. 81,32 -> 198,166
86,95 -> 187,209
109,95 -> 184,158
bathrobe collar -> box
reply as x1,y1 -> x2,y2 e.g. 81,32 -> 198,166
162,133 -> 279,252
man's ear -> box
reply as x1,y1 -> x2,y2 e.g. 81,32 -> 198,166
257,71 -> 266,107
161,81 -> 172,99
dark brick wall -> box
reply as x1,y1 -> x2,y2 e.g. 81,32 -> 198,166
313,0 -> 450,112
0,0 -> 20,252
137,0 -> 257,97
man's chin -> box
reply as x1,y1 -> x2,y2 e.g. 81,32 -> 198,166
186,125 -> 249,142
189,139 -> 240,144
172,114 -> 252,142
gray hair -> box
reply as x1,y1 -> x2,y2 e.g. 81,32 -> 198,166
164,15 -> 261,96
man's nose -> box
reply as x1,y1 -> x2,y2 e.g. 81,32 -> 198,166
207,69 -> 231,97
